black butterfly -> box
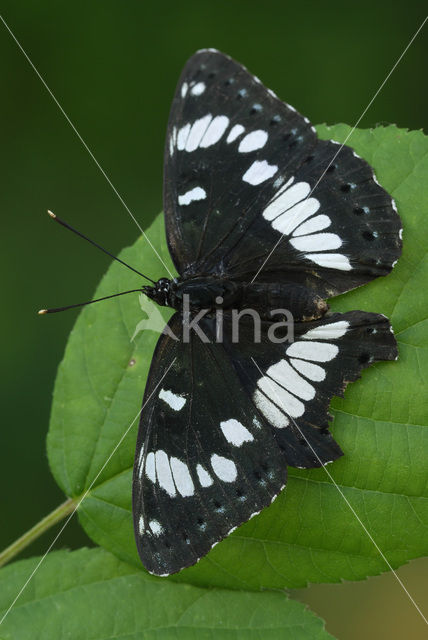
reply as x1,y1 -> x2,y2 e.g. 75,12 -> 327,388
131,49 -> 402,577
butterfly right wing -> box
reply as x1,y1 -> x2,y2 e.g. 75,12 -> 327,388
217,310 -> 398,468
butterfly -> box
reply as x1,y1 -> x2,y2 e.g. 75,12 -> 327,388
131,49 -> 402,577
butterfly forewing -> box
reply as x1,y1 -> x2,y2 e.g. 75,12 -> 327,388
164,49 -> 402,296
226,139 -> 402,297
164,49 -> 317,276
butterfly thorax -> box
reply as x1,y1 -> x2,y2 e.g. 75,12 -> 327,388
144,276 -> 328,321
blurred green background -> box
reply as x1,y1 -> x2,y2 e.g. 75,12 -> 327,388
1,1 -> 427,637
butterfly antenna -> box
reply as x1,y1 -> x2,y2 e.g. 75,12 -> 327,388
38,288 -> 145,314
46,210 -> 156,284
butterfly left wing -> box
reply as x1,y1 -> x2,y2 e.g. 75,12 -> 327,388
132,313 -> 289,576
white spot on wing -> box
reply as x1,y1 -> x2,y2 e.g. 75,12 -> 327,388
169,127 -> 177,157
304,253 -> 352,271
159,388 -> 187,410
257,376 -> 305,417
211,454 -> 237,482
267,360 -> 315,401
292,214 -> 331,236
243,160 -> 278,185
196,464 -> 213,487
155,450 -> 176,497
220,419 -> 254,446
181,82 -> 188,98
253,416 -> 262,429
302,320 -> 349,340
253,390 -> 289,428
197,47 -> 219,54
227,124 -> 245,143
199,115 -> 229,147
290,233 -> 342,252
170,457 -> 194,496
190,82 -> 206,96
272,198 -> 320,235
185,115 -> 212,151
238,130 -> 268,153
145,451 -> 156,482
149,520 -> 163,536
286,341 -> 339,362
138,515 -> 145,535
290,358 -> 326,381
264,180 -> 311,220
177,123 -> 191,150
178,187 -> 206,207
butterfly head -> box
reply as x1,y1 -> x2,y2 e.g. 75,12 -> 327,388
142,277 -> 173,307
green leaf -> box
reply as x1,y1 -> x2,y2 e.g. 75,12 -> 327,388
0,548 -> 332,639
47,125 -> 428,590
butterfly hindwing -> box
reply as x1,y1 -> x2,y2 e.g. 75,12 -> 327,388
164,49 -> 402,296
132,314 -> 288,576
216,310 -> 397,468
225,139 -> 402,297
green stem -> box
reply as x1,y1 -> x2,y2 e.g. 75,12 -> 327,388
0,497 -> 78,568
